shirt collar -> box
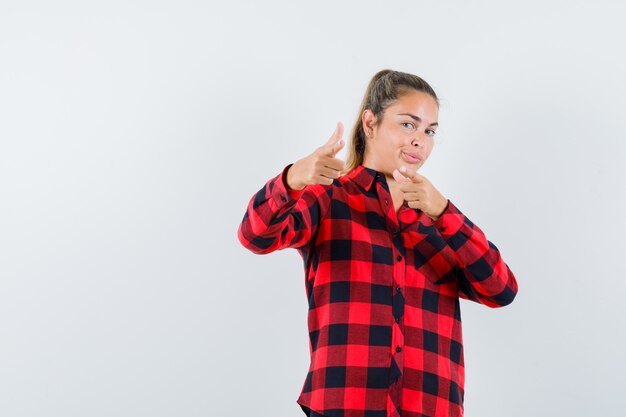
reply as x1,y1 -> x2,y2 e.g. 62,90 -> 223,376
345,165 -> 385,192
345,165 -> 426,222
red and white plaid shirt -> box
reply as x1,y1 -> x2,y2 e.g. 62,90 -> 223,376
238,164 -> 519,417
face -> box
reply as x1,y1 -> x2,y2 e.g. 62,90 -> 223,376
361,90 -> 439,177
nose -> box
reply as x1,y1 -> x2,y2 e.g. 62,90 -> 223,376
410,134 -> 424,148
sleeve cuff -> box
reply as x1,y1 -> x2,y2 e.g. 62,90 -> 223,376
270,164 -> 305,206
432,199 -> 465,237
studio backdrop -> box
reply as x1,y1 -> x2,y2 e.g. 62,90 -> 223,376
1,1 -> 624,416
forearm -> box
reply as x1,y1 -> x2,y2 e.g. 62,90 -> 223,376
237,165 -> 321,254
433,200 -> 519,307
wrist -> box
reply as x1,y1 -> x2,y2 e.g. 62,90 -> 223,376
285,163 -> 305,191
428,197 -> 449,221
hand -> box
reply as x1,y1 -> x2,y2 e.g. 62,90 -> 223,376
392,166 -> 448,220
286,122 -> 346,190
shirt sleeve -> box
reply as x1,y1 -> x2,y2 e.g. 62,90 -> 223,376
237,164 -> 327,254
432,199 -> 519,308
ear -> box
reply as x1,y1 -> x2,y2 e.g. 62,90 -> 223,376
361,109 -> 377,138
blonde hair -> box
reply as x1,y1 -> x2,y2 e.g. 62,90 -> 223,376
345,69 -> 439,172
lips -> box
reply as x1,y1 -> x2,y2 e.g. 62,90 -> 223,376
401,151 -> 422,164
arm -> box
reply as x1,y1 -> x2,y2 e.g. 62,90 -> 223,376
432,200 -> 519,308
238,122 -> 345,255
237,165 -> 328,254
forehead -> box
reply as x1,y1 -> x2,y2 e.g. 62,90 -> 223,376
388,91 -> 438,121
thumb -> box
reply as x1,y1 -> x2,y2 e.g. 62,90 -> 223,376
392,168 -> 408,184
323,122 -> 344,153
398,166 -> 421,182
328,137 -> 345,157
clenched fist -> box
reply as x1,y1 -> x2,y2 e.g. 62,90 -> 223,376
392,166 -> 449,220
286,122 -> 346,191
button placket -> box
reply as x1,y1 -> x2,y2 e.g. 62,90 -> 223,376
375,178 -> 405,410
390,231 -> 405,396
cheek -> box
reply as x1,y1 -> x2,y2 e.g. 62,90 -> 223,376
389,134 -> 408,149
423,143 -> 435,158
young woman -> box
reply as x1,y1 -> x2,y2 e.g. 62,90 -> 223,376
237,69 -> 519,417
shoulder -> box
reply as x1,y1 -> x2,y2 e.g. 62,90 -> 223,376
297,167 -> 363,206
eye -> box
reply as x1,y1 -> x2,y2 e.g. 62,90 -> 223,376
426,129 -> 437,136
402,122 -> 416,130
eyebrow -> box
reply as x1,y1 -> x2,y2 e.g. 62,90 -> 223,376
397,113 -> 439,127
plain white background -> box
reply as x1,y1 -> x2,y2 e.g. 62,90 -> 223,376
1,1 -> 625,416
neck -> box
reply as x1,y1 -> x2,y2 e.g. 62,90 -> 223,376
362,156 -> 390,179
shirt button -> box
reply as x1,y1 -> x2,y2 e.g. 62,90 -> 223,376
395,316 -> 401,323
385,198 -> 389,205
280,196 -> 287,202
392,228 -> 398,234
396,255 -> 403,262
396,286 -> 402,292
396,346 -> 402,353
439,226 -> 447,232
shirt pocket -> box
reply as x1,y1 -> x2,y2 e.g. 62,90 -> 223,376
406,229 -> 459,286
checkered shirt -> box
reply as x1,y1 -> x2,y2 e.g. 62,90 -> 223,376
238,164 -> 519,417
